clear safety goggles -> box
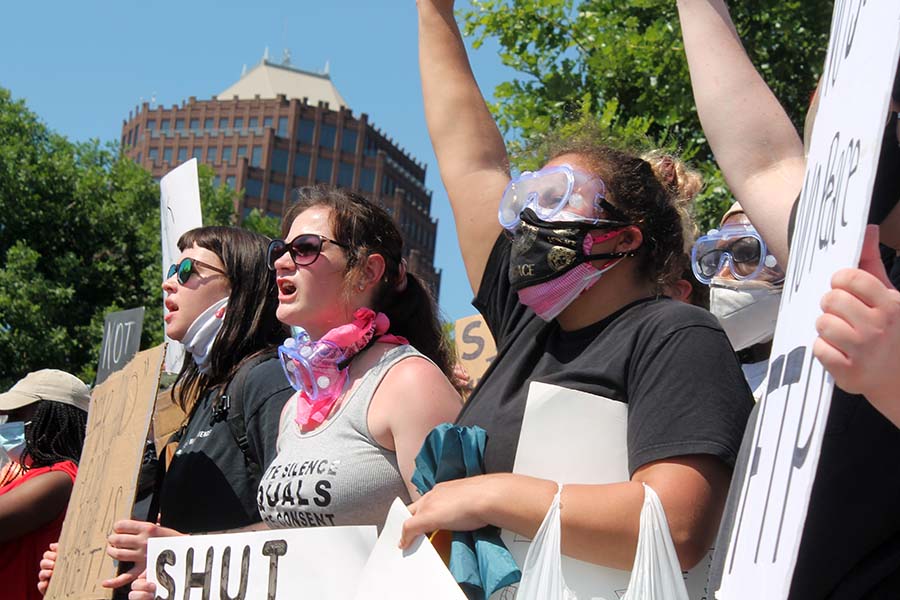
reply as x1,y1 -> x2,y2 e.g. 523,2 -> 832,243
278,331 -> 347,402
691,224 -> 781,285
498,164 -> 627,229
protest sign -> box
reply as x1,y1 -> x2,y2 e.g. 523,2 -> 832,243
160,158 -> 203,373
152,387 -> 185,460
353,498 -> 466,600
147,526 -> 376,600
717,4 -> 900,599
95,307 -> 145,385
454,314 -> 497,389
497,382 -> 710,600
46,344 -> 166,600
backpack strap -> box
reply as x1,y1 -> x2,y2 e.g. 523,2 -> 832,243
210,350 -> 277,481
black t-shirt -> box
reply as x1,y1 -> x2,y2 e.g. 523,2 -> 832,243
456,235 -> 754,475
159,357 -> 292,533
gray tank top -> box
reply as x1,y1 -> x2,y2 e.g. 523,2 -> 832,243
257,344 -> 421,529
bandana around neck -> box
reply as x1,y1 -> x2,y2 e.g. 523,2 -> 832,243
182,297 -> 229,374
280,307 -> 408,429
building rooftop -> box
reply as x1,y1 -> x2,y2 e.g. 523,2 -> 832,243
219,57 -> 348,108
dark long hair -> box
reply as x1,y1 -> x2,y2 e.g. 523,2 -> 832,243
20,400 -> 87,469
172,226 -> 287,413
282,186 -> 454,381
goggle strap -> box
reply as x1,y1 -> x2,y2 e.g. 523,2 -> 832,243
335,333 -> 381,371
583,251 -> 637,261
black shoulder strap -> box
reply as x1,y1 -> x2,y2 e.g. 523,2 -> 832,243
212,350 -> 278,481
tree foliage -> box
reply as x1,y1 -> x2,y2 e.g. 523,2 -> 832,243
462,0 -> 833,229
0,88 -> 282,387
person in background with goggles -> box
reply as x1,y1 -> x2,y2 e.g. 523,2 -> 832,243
38,226 -> 293,596
402,2 -> 753,589
679,1 -> 900,596
692,203 -> 786,395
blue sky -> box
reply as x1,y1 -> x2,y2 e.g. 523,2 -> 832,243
0,0 -> 516,323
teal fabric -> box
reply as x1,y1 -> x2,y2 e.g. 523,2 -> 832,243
412,424 -> 522,600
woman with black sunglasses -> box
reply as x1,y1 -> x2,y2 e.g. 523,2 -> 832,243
38,226 -> 293,595
253,186 -> 462,531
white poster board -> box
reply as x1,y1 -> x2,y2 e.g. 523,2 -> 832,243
717,5 -> 900,599
147,526 -> 376,600
159,159 -> 203,373
497,382 -> 710,600
353,498 -> 467,600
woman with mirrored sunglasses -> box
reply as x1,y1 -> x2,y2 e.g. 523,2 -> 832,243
38,226 -> 293,596
402,3 -> 754,593
255,186 -> 461,534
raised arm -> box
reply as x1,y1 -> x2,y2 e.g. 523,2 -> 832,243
417,0 -> 511,293
677,0 -> 806,264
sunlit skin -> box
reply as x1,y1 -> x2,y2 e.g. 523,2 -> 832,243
162,245 -> 230,342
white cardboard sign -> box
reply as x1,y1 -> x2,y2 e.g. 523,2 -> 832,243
159,158 -> 203,373
147,526 -> 376,600
352,498 -> 467,600
717,4 -> 900,599
497,382 -> 710,600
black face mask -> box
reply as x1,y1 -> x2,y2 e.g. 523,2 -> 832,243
507,208 -> 635,290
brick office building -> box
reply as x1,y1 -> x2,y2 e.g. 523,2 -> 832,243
120,57 -> 441,295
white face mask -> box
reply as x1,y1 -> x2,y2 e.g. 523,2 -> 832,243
710,280 -> 783,351
182,298 -> 229,374
0,421 -> 26,464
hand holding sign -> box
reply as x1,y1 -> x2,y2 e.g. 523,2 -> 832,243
815,225 -> 900,427
104,519 -> 182,589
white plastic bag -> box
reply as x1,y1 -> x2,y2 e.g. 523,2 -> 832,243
515,483 -> 577,600
622,483 -> 690,600
515,483 -> 689,600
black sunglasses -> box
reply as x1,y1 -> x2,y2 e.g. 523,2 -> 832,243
267,234 -> 349,270
166,257 -> 227,285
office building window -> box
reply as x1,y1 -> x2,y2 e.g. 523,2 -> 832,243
263,116 -> 273,128
338,162 -> 354,188
277,117 -> 289,137
163,147 -> 173,163
147,120 -> 156,131
149,148 -> 159,164
134,124 -> 140,141
190,119 -> 200,132
160,120 -> 170,131
268,182 -> 285,202
272,148 -> 289,174
237,146 -> 247,158
177,148 -> 187,163
359,168 -> 375,192
136,152 -> 142,164
175,119 -> 185,131
297,120 -> 314,144
251,146 -> 262,167
364,136 -> 379,156
222,147 -> 232,164
234,117 -> 244,131
218,118 -> 228,129
293,153 -> 311,178
204,118 -> 214,130
192,148 -> 202,161
319,124 -> 337,149
316,158 -> 333,183
213,176 -> 221,188
341,129 -> 358,154
206,147 -> 218,162
226,176 -> 235,190
382,175 -> 396,196
246,178 -> 263,198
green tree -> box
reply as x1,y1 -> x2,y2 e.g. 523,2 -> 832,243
0,88 -> 162,386
0,88 -> 282,387
462,0 -> 832,229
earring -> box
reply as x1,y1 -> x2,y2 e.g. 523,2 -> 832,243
357,283 -> 365,291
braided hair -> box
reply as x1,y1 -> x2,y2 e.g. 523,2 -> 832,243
20,400 -> 87,470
